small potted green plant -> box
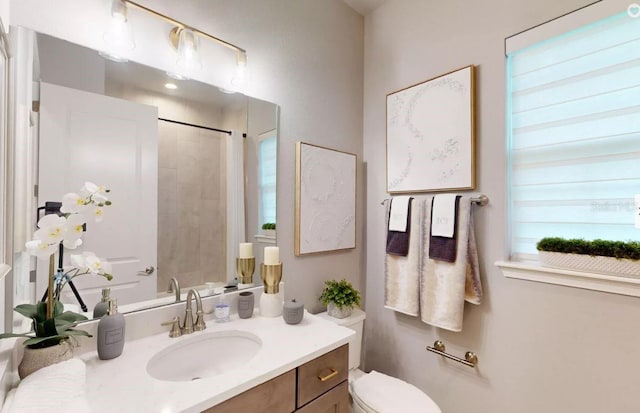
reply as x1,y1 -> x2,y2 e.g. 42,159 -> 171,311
319,279 -> 361,319
261,222 -> 276,237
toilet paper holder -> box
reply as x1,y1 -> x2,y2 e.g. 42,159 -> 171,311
426,340 -> 478,368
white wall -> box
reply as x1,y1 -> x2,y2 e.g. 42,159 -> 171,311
363,1 -> 640,412
10,0 -> 364,312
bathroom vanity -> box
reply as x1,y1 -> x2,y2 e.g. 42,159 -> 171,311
207,344 -> 349,412
76,309 -> 353,413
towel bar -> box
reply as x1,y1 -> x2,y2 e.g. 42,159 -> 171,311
426,340 -> 478,368
381,194 -> 489,206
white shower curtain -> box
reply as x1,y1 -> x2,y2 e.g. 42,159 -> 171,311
226,130 -> 246,281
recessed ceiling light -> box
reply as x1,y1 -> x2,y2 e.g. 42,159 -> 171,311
164,83 -> 178,90
166,71 -> 189,80
98,50 -> 128,63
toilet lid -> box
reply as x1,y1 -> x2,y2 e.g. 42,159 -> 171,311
351,371 -> 441,413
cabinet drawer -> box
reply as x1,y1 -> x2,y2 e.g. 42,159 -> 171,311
295,381 -> 350,413
204,370 -> 296,413
297,344 -> 348,407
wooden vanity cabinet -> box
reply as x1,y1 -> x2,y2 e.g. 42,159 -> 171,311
205,344 -> 350,413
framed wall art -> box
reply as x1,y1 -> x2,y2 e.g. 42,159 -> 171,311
295,142 -> 356,256
386,65 -> 475,193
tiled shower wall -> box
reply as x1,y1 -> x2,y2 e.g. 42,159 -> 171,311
157,121 -> 227,291
105,83 -> 231,292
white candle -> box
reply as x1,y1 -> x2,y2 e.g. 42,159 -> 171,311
264,246 -> 280,265
239,242 -> 253,258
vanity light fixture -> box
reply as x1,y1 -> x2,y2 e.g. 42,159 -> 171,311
100,0 -> 136,62
118,0 -> 248,85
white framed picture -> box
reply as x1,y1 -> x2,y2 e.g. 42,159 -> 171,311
295,142 -> 356,256
386,65 -> 476,193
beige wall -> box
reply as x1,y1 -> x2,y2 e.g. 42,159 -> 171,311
363,1 -> 640,412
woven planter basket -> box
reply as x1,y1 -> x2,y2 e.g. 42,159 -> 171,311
538,251 -> 640,278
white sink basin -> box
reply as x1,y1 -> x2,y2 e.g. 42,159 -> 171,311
146,330 -> 262,382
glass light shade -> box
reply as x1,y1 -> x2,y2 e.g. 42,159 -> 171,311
102,0 -> 135,61
229,51 -> 248,93
176,29 -> 202,73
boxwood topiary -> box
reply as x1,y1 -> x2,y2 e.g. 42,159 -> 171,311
319,279 -> 361,310
536,237 -> 640,261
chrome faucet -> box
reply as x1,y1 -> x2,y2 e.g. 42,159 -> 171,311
167,277 -> 181,303
182,289 -> 206,334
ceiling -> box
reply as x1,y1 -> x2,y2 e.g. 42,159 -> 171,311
342,0 -> 387,15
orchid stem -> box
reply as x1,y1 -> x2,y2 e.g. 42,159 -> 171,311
47,254 -> 55,320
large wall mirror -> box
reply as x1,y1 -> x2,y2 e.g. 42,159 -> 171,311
8,27 -> 278,329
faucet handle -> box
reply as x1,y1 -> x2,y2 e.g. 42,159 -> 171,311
161,317 -> 182,338
194,310 -> 207,332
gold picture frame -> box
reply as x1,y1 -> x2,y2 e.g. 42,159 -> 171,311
386,65 -> 476,193
295,142 -> 356,256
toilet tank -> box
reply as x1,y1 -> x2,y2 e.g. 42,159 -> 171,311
317,308 -> 366,370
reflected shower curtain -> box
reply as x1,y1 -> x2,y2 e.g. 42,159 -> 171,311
226,130 -> 246,278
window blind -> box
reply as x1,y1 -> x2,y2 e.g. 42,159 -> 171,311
507,12 -> 640,261
258,135 -> 277,226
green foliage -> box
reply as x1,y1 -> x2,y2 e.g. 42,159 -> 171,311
319,279 -> 361,309
262,222 -> 276,230
0,300 -> 90,348
536,237 -> 640,261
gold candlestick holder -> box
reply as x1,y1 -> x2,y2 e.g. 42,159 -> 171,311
260,263 -> 283,294
236,257 -> 256,284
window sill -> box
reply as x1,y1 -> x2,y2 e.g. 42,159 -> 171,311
495,260 -> 640,298
254,234 -> 276,244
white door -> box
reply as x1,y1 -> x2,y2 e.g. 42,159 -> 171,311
37,82 -> 157,312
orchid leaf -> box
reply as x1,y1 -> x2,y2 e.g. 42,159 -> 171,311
42,318 -> 60,337
0,332 -> 34,339
22,336 -> 66,347
63,329 -> 92,337
13,304 -> 38,319
56,311 -> 88,323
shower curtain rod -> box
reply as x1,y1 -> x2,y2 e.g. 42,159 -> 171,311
158,117 -> 233,135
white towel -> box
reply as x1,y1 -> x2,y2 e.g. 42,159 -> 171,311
388,196 -> 411,232
351,371 -> 442,413
430,194 -> 458,237
384,200 -> 421,316
7,358 -> 91,413
420,196 -> 482,331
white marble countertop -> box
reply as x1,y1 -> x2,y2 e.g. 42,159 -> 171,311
79,311 -> 354,413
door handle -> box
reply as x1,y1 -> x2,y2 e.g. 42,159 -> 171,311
137,266 -> 155,276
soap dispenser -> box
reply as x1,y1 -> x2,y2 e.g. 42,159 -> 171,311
97,299 -> 125,360
93,288 -> 111,318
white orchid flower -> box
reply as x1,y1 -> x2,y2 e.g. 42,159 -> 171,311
84,253 -> 111,275
25,239 -> 58,258
81,182 -> 109,199
81,182 -> 100,195
82,205 -> 105,222
34,214 -> 66,244
63,214 -> 86,249
60,192 -> 86,214
70,252 -> 89,269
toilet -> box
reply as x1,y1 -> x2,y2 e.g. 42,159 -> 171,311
318,308 -> 441,413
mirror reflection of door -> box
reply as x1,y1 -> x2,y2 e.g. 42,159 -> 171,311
38,82 -> 158,309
